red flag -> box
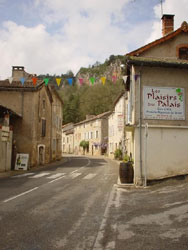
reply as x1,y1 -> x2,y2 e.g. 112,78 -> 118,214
32,77 -> 37,86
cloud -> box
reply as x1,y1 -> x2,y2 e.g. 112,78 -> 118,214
0,0 -> 187,80
146,0 -> 188,43
0,0 -> 132,79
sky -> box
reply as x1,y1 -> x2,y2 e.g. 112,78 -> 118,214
0,0 -> 188,79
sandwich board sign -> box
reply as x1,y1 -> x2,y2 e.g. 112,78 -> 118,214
15,154 -> 29,170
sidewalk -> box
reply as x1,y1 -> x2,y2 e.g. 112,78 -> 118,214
95,175 -> 188,250
0,157 -> 67,179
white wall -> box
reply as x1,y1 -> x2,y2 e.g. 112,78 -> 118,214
134,126 -> 188,183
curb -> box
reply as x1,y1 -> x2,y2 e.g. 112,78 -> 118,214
116,176 -> 136,188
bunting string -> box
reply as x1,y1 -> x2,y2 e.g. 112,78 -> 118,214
10,74 -> 130,87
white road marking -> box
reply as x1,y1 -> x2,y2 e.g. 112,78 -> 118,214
69,173 -> 82,179
29,172 -> 50,178
48,176 -> 65,184
12,173 -> 35,178
47,173 -> 65,179
85,158 -> 91,167
3,187 -> 39,203
71,169 -> 79,174
83,173 -> 97,180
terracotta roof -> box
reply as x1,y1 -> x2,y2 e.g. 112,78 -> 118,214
0,79 -> 44,90
126,56 -> 188,68
113,91 -> 125,107
127,21 -> 188,56
62,123 -> 74,132
75,111 -> 112,126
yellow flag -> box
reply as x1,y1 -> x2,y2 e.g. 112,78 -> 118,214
101,77 -> 106,85
56,78 -> 62,87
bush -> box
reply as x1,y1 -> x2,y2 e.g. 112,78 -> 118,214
123,153 -> 134,164
114,148 -> 123,160
80,140 -> 89,154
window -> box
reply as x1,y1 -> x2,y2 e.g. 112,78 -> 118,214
179,47 -> 188,60
96,130 -> 98,138
42,119 -> 46,137
42,99 -> 46,110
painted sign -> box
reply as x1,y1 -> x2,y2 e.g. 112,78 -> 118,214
15,153 -> 29,170
143,86 -> 185,120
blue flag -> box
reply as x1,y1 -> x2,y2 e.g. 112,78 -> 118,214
20,77 -> 25,86
68,78 -> 73,86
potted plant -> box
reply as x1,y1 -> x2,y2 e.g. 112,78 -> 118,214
119,153 -> 134,183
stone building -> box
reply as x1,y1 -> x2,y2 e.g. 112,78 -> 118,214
108,91 -> 126,158
62,123 -> 74,154
0,107 -> 17,171
51,86 -> 63,160
74,112 -> 111,156
0,66 -> 63,169
124,15 -> 188,185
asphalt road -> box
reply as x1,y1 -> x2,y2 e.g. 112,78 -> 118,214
1,156 -> 188,250
0,156 -> 119,250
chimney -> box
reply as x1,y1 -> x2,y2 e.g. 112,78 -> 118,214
12,66 -> 25,80
161,14 -> 174,36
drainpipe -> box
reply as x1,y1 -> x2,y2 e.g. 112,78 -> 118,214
21,91 -> 24,117
138,72 -> 143,185
123,92 -> 126,157
144,123 -> 148,187
50,102 -> 53,162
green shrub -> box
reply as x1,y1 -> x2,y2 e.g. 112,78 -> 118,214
80,140 -> 89,154
114,148 -> 123,160
123,153 -> 134,164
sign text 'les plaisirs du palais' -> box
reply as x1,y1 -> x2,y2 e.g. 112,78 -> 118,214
143,86 -> 185,120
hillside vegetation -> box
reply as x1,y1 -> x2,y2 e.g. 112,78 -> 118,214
59,79 -> 124,124
39,55 -> 126,124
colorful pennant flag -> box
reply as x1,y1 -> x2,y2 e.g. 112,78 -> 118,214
122,76 -> 128,84
32,77 -> 37,86
56,78 -> 62,87
101,77 -> 106,85
20,77 -> 25,86
79,78 -> 84,85
134,74 -> 139,81
44,78 -> 49,86
68,78 -> 73,86
8,77 -> 13,84
112,75 -> 117,83
90,77 -> 95,85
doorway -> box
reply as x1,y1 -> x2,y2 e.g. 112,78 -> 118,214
38,145 -> 45,165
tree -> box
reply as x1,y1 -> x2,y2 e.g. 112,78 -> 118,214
80,140 -> 89,155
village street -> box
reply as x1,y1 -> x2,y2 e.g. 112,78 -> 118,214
0,156 -> 188,250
